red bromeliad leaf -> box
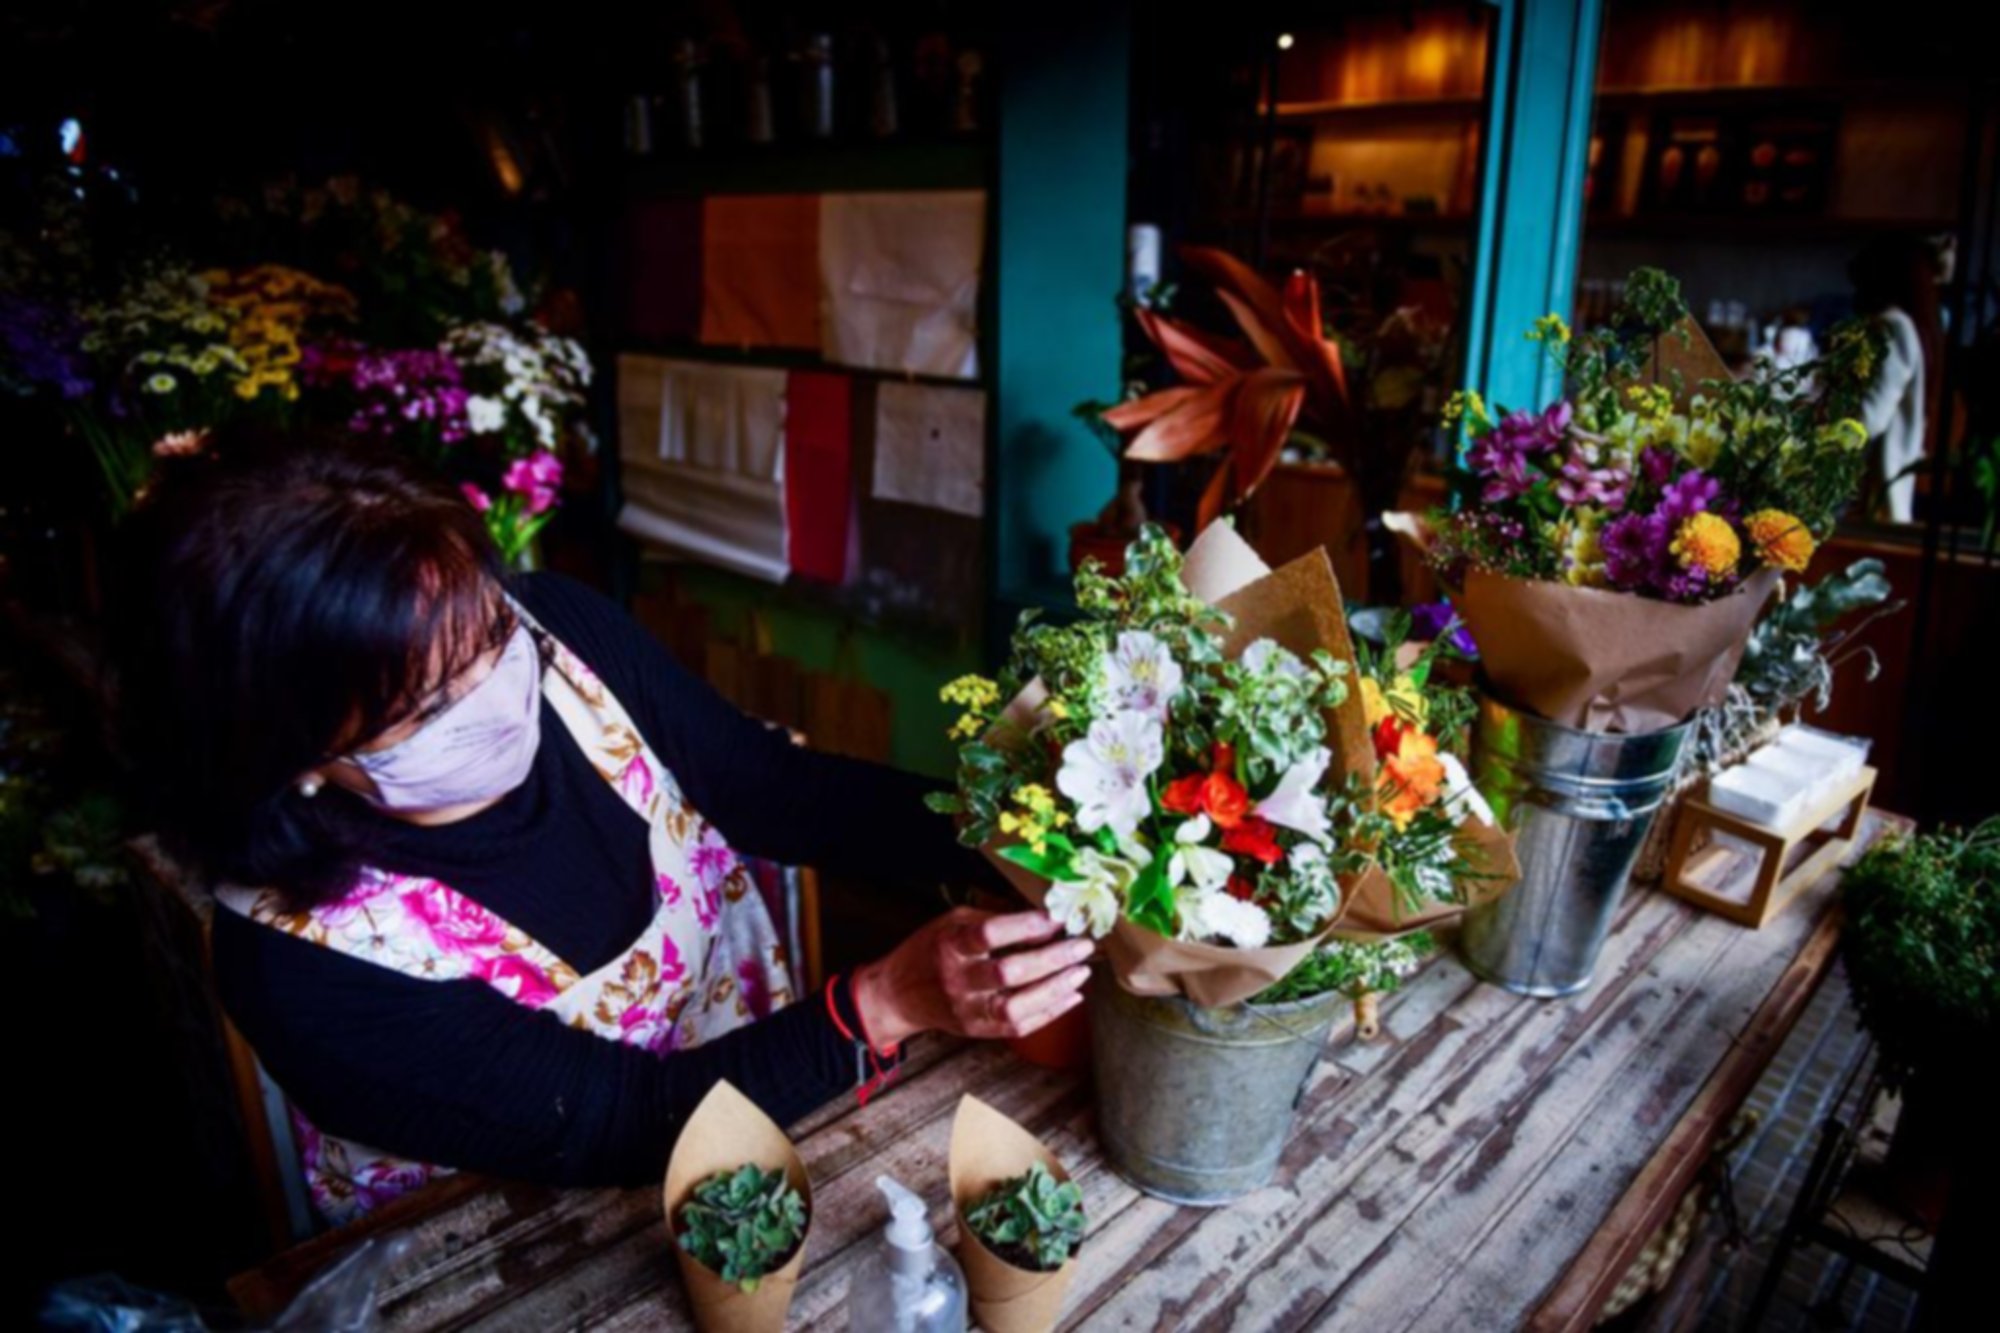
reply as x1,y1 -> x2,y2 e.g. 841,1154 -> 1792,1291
1229,367 -> 1307,499
1121,380 -> 1236,462
1135,307 -> 1256,385
1101,384 -> 1199,431
1214,288 -> 1301,376
1196,454 -> 1234,532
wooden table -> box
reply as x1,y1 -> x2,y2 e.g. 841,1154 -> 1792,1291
232,809 -> 1907,1332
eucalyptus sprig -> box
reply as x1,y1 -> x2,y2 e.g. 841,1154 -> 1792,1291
964,1161 -> 1087,1272
675,1164 -> 809,1293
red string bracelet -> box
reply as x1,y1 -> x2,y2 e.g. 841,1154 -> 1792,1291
825,974 -> 901,1107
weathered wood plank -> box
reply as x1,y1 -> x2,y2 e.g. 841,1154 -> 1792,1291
1066,878 -> 1698,1330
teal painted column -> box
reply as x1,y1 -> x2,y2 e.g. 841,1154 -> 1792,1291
1464,0 -> 1604,420
992,5 -> 1131,612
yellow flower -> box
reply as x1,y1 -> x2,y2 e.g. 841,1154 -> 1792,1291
940,674 -> 1000,711
1625,383 -> 1674,425
1559,510 -> 1607,587
1046,698 -> 1070,721
1821,418 -> 1868,452
1386,673 -> 1429,728
1745,510 -> 1816,572
1526,313 -> 1571,345
1361,676 -> 1392,728
1441,388 -> 1490,432
1671,513 -> 1741,577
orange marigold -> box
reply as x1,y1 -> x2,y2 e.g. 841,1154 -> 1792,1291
1380,729 -> 1446,829
1670,512 -> 1741,577
1745,509 -> 1815,572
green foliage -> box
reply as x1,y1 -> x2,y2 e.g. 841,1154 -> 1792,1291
1253,932 -> 1438,1005
1839,819 -> 2000,1093
675,1164 -> 809,1293
964,1161 -> 1087,1272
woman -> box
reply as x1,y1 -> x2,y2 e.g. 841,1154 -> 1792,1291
111,426 -> 1092,1229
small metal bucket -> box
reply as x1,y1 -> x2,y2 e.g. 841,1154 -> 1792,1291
1088,977 -> 1343,1204
1460,693 -> 1693,998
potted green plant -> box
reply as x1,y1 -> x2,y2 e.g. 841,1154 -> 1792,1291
674,1164 -> 809,1294
1837,817 -> 1999,1227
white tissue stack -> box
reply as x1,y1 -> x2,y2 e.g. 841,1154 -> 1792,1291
1706,724 -> 1871,831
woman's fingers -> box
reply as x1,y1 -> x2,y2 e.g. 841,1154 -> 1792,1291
954,908 -> 1065,956
962,934 -> 1095,992
987,963 -> 1092,1037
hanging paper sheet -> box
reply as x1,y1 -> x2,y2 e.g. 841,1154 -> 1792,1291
870,380 -> 986,518
783,370 -> 854,585
699,194 -> 821,351
820,191 -> 985,379
616,354 -> 790,583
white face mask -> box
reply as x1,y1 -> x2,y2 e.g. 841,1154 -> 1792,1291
344,621 -> 544,812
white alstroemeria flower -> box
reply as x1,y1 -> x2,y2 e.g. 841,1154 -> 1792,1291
1046,847 -> 1138,939
1438,752 -> 1496,827
1103,630 -> 1184,722
1168,814 -> 1234,894
1055,710 -> 1164,837
1242,638 -> 1309,680
1255,746 -> 1333,846
467,396 -> 508,435
1289,840 -> 1327,872
1177,887 -> 1273,949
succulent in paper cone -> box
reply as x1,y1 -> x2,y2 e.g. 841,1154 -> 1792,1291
964,1161 -> 1086,1273
674,1164 -> 808,1294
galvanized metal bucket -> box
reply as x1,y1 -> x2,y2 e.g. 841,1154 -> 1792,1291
1460,694 -> 1693,998
1088,977 -> 1344,1204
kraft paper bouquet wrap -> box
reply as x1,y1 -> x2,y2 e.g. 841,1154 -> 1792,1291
928,521 -> 1519,1009
1415,267 -> 1886,734
949,1094 -> 1083,1333
663,1081 -> 812,1333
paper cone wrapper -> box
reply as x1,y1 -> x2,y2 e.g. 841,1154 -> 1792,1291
1327,813 -> 1521,943
663,1080 -> 812,1333
949,1094 -> 1078,1333
1456,567 -> 1780,734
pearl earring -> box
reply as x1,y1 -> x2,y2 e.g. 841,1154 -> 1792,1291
298,775 -> 324,798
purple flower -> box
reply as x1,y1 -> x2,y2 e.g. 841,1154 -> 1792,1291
1640,445 -> 1678,488
1601,511 -> 1668,590
1411,600 -> 1478,659
1657,469 -> 1720,526
1660,564 -> 1712,603
1,295 -> 93,400
1556,457 -> 1632,511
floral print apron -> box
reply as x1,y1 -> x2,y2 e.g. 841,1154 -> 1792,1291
214,597 -> 796,1229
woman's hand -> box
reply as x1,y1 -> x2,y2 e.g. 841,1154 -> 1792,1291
849,907 -> 1096,1050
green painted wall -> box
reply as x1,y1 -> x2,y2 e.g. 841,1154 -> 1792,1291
992,5 -> 1132,611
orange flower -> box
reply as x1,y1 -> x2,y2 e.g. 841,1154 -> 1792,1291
1745,509 -> 1816,572
1379,729 -> 1446,829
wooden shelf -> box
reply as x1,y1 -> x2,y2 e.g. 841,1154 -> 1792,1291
1584,213 -> 1957,242
1260,95 -> 1484,125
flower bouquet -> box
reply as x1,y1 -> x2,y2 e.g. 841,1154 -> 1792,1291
927,520 -> 1518,1009
1417,267 -> 1885,733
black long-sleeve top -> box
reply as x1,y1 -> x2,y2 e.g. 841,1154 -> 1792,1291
211,570 -> 999,1191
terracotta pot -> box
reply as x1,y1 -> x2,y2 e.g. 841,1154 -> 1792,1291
1006,998 -> 1092,1071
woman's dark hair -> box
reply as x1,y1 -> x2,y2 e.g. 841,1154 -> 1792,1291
108,421 -> 508,906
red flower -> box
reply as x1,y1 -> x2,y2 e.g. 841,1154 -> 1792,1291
1222,816 -> 1282,865
1163,743 -> 1251,828
1226,875 -> 1258,902
1373,715 -> 1409,763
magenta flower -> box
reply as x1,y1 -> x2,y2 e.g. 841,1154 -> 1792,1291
460,483 -> 492,512
1657,469 -> 1720,526
1556,457 -> 1631,511
1601,511 -> 1668,590
502,451 -> 563,515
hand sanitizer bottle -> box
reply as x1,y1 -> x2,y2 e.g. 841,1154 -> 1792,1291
846,1174 -> 967,1332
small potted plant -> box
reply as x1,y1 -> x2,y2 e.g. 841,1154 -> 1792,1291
949,1095 -> 1085,1333
664,1082 -> 815,1332
1837,818 -> 1999,1229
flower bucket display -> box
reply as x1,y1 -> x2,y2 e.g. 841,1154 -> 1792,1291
929,521 -> 1518,1200
1405,267 -> 1884,992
